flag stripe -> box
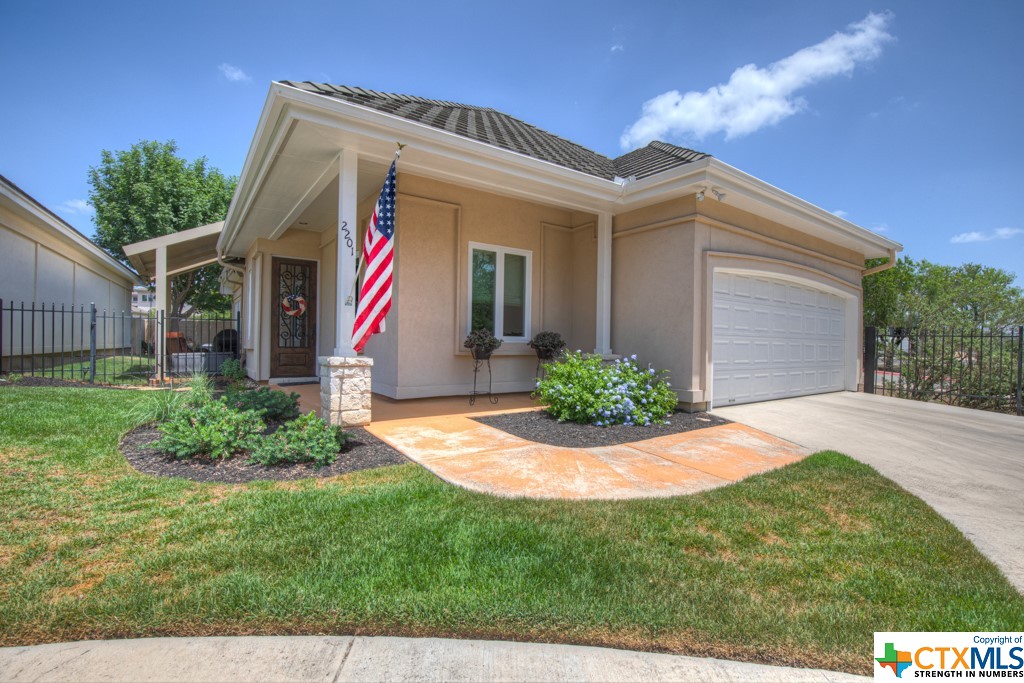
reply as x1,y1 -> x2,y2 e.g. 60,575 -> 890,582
352,160 -> 397,353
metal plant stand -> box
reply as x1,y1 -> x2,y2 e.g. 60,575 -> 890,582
470,354 -> 498,406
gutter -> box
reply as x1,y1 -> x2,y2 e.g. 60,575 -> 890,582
218,250 -> 245,276
862,249 -> 898,277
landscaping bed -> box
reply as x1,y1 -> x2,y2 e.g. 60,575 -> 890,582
120,424 -> 406,483
474,409 -> 729,447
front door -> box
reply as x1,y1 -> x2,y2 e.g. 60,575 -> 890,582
270,257 -> 317,377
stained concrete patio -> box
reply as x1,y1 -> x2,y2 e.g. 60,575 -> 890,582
366,416 -> 808,500
271,384 -> 809,500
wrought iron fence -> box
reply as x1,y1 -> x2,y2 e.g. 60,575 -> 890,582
864,325 -> 1023,416
1,299 -> 240,385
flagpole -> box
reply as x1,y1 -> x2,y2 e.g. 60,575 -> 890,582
349,144 -> 404,304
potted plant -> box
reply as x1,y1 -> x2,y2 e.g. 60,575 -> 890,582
464,328 -> 502,360
529,331 -> 566,361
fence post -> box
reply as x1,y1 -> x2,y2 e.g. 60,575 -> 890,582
89,303 -> 97,384
1017,325 -> 1022,418
0,299 -> 4,375
864,326 -> 877,394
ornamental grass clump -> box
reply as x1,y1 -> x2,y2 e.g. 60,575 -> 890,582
534,351 -> 677,426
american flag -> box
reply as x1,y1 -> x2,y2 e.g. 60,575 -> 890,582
352,159 -> 397,353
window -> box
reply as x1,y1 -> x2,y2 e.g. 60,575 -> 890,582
468,242 -> 531,341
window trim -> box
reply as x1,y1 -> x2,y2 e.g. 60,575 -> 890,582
467,241 -> 532,342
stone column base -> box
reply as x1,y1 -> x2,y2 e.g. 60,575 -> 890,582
319,356 -> 373,427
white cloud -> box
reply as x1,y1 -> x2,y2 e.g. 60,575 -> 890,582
950,227 -> 1023,244
218,63 -> 251,83
620,12 -> 894,148
611,44 -> 624,53
832,209 -> 849,219
59,199 -> 92,214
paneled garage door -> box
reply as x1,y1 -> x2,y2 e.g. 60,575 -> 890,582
712,272 -> 846,407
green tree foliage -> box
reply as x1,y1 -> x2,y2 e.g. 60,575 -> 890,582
864,257 -> 1024,331
88,140 -> 237,317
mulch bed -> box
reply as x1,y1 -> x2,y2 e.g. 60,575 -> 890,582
474,409 -> 730,448
120,424 -> 409,484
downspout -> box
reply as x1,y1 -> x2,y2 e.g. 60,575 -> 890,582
218,250 -> 245,275
862,249 -> 898,277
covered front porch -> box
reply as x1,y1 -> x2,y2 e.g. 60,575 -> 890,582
217,83 -> 619,424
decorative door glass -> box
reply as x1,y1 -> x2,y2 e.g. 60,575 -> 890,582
277,261 -> 311,348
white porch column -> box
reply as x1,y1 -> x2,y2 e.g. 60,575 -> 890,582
334,149 -> 359,356
595,211 -> 613,356
154,244 -> 169,381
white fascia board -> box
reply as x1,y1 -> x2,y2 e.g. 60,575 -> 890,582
123,221 -> 224,255
0,179 -> 140,284
218,84 -> 293,255
616,157 -> 901,256
704,159 -> 902,254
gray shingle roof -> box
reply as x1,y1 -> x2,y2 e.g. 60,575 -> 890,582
280,81 -> 709,181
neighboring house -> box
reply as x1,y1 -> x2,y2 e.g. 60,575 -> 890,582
131,285 -> 155,313
0,174 -> 138,366
126,81 -> 901,416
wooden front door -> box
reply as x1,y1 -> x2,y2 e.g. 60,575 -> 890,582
270,257 -> 317,377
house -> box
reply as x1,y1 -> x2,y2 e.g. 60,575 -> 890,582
125,81 -> 901,425
0,174 -> 138,369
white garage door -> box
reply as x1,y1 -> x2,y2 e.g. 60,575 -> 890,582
712,272 -> 846,407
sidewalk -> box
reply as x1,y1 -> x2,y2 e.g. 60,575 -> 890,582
0,636 -> 866,682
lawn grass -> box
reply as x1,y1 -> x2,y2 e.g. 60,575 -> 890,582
14,354 -> 155,385
1,386 -> 1021,674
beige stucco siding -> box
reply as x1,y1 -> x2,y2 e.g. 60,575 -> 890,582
374,173 -> 595,398
245,228 -> 323,381
612,194 -> 866,409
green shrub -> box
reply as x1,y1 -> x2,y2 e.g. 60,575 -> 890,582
219,358 -> 246,382
534,351 -> 677,426
184,371 -> 215,407
155,400 -> 265,459
225,387 -> 300,421
128,389 -> 185,425
248,411 -> 349,469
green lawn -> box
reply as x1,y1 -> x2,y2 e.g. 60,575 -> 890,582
18,355 -> 155,385
0,386 -> 1021,674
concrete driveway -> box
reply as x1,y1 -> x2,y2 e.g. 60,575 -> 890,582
715,392 -> 1024,592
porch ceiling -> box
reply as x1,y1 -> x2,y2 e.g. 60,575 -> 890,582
123,222 -> 224,279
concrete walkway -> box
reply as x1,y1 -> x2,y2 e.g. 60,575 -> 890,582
715,392 -> 1024,592
0,636 -> 866,682
367,416 -> 807,499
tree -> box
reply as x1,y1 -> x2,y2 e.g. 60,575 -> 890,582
88,140 -> 237,318
863,257 -> 1024,331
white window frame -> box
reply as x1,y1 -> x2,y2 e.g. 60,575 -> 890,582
467,241 -> 532,342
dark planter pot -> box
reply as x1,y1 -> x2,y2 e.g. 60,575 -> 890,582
470,347 -> 494,361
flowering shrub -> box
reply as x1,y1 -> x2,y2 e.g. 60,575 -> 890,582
534,351 -> 677,426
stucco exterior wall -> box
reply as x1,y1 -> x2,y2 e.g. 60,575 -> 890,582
245,228 -> 323,381
612,193 -> 866,409
0,204 -> 134,356
374,173 -> 593,398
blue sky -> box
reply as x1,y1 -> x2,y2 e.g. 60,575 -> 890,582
3,1 -> 1022,281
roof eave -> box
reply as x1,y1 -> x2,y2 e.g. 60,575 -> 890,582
0,176 -> 140,284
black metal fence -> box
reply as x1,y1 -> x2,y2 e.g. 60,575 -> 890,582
864,325 -> 1023,416
1,299 -> 240,385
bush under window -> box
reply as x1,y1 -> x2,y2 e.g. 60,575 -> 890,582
534,351 -> 677,426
